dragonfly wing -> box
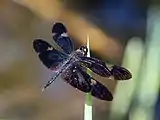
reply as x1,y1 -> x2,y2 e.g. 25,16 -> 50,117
61,63 -> 91,92
78,56 -> 132,80
90,78 -> 113,101
33,39 -> 68,70
61,63 -> 113,101
110,65 -> 132,80
52,22 -> 74,54
78,65 -> 113,101
78,56 -> 112,77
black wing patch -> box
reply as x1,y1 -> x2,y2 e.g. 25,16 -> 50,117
90,79 -> 113,101
33,39 -> 67,70
61,64 -> 91,93
110,65 -> 132,80
61,63 -> 113,101
52,22 -> 74,54
78,56 -> 112,77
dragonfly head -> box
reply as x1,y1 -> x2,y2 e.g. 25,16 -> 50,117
79,46 -> 88,56
33,39 -> 53,54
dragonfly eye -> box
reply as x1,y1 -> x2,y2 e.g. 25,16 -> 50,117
79,46 -> 88,55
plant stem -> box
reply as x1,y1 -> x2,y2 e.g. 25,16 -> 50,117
84,35 -> 92,120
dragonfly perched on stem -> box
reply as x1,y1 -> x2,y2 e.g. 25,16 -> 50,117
33,22 -> 132,101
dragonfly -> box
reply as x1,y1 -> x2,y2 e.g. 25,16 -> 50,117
33,22 -> 132,101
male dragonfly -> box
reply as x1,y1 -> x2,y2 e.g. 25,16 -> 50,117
33,22 -> 132,101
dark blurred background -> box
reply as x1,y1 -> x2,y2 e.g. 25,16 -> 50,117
0,0 -> 160,120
